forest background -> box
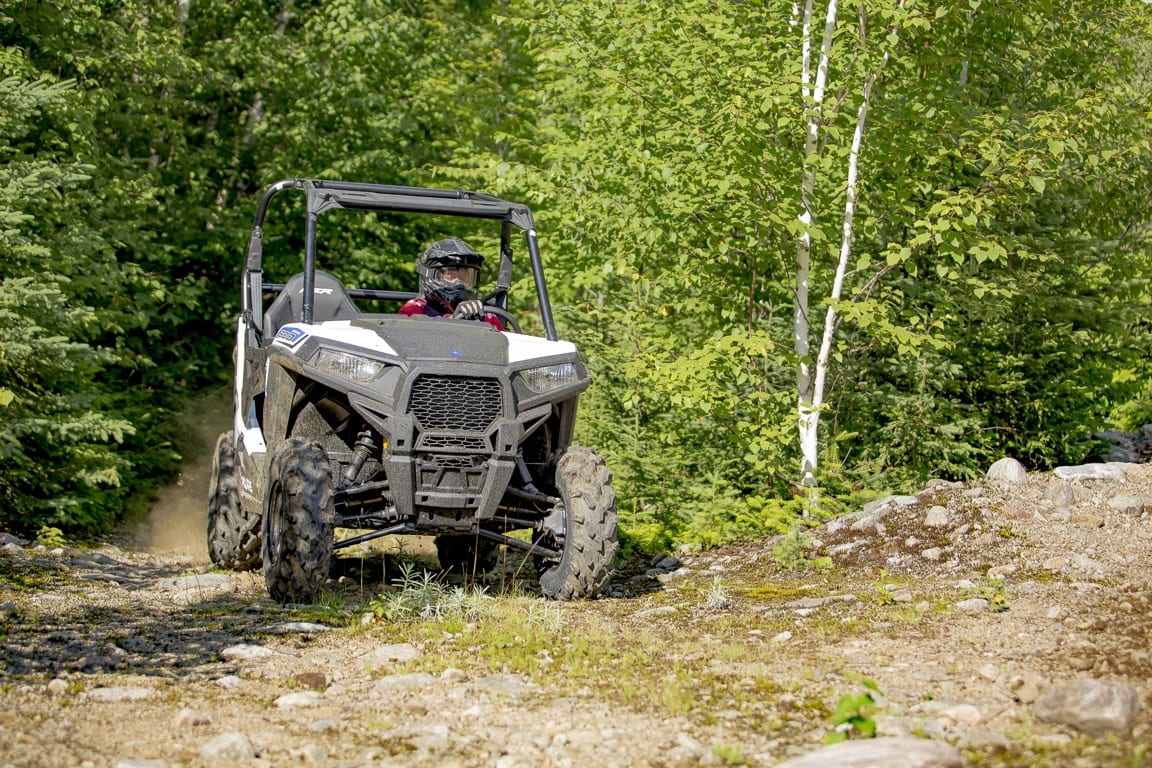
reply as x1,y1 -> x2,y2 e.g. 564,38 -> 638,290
2,0 -> 1150,553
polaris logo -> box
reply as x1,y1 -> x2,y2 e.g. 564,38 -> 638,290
275,326 -> 307,346
297,287 -> 334,295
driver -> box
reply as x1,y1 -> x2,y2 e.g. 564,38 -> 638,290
399,237 -> 505,331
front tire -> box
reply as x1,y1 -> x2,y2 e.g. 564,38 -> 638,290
207,431 -> 261,570
262,438 -> 335,603
536,447 -> 618,599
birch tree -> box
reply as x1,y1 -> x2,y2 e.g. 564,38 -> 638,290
793,0 -> 919,491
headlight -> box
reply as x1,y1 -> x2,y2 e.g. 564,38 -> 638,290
519,362 -> 580,393
315,349 -> 385,383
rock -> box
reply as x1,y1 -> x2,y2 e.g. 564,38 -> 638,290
1033,678 -> 1141,735
86,687 -> 155,702
275,691 -> 322,709
115,761 -> 168,768
0,532 -> 28,546
214,675 -> 243,689
441,668 -> 468,683
220,644 -> 277,661
940,703 -> 982,725
774,737 -> 962,767
371,672 -> 436,694
362,643 -> 420,668
199,732 -> 256,761
1107,494 -> 1151,515
477,673 -> 533,697
1053,464 -> 1127,483
924,506 -> 950,528
772,631 -> 793,643
46,678 -> 69,696
156,574 -> 235,591
1045,480 -> 1077,508
289,745 -> 327,764
261,621 -> 333,634
920,548 -> 943,561
172,708 -> 211,728
1069,554 -> 1106,578
954,598 -> 988,612
293,672 -> 327,690
986,458 -> 1028,486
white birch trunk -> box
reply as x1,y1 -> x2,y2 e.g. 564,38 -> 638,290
795,0 -> 839,489
797,0 -> 908,493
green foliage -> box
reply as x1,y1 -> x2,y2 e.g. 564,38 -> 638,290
366,562 -> 491,624
1,0 -> 1150,549
826,677 -> 881,744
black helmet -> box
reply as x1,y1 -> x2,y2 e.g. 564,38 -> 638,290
417,237 -> 484,313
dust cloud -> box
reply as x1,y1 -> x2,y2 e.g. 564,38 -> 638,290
134,386 -> 232,561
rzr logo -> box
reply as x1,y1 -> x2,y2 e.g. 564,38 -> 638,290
297,288 -> 334,295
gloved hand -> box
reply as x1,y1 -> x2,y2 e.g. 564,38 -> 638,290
452,299 -> 485,320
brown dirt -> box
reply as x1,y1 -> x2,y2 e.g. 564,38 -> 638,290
1,459 -> 1151,767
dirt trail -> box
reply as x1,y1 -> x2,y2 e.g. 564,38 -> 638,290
1,454 -> 1151,767
132,387 -> 232,560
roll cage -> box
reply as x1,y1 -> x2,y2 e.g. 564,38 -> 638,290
240,178 -> 558,341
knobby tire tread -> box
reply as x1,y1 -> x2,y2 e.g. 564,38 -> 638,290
206,431 -> 261,571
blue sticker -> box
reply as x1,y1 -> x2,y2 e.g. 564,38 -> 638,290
275,326 -> 307,346
449,348 -> 463,357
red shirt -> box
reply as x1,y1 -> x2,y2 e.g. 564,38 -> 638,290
399,298 -> 505,332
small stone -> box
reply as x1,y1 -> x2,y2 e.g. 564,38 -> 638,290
199,732 -> 256,761
214,675 -> 244,689
772,631 -> 793,643
172,708 -> 212,728
276,691 -> 322,709
940,703 -> 983,725
86,687 -> 155,702
924,506 -> 950,528
978,664 -> 1000,682
1034,678 -> 1141,735
1053,463 -> 1127,482
1070,514 -> 1104,528
293,672 -> 327,690
289,745 -> 327,763
441,668 -> 468,683
371,672 -> 436,695
46,678 -> 69,696
774,737 -> 963,768
157,574 -> 235,591
263,622 -> 333,634
914,601 -> 932,613
220,644 -> 276,661
362,643 -> 420,667
1107,494 -> 1151,515
986,458 -> 1028,486
954,598 -> 989,612
920,547 -> 943,561
1045,480 -> 1078,508
115,761 -> 168,768
1009,672 -> 1049,704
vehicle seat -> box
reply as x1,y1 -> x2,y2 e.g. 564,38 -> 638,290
263,270 -> 360,338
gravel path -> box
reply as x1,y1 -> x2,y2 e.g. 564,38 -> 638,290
2,460 -> 1151,767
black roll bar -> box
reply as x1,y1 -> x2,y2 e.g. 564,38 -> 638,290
243,178 -> 557,340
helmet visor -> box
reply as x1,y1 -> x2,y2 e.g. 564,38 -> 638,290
434,265 -> 479,291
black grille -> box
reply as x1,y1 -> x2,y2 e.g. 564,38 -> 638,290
410,376 -> 502,432
420,434 -> 490,451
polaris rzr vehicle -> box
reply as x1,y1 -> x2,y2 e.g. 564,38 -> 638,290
206,178 -> 617,603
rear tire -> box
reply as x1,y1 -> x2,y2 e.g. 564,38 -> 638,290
262,438 -> 335,603
207,431 -> 261,570
436,534 -> 499,575
536,446 -> 618,599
